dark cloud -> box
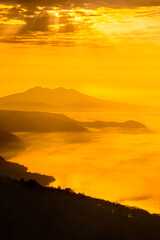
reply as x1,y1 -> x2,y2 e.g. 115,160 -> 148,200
19,13 -> 49,33
59,23 -> 75,33
0,2 -> 89,44
0,0 -> 160,9
7,6 -> 24,20
0,0 -> 160,45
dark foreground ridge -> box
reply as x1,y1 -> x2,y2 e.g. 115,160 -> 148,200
0,175 -> 160,240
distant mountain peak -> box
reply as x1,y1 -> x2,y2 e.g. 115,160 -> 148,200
0,86 -> 148,112
26,86 -> 48,92
34,86 -> 42,89
54,87 -> 67,91
24,86 -> 82,97
26,86 -> 75,92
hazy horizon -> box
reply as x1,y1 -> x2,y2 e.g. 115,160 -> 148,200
0,85 -> 159,108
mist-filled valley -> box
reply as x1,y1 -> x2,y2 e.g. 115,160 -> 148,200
1,90 -> 160,239
0,87 -> 160,214
1,0 -> 160,237
4,109 -> 159,214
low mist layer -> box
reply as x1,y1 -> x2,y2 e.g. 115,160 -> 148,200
10,110 -> 160,214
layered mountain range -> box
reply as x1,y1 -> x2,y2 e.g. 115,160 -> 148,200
0,109 -> 148,133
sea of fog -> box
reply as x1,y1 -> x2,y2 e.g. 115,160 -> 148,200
10,111 -> 160,213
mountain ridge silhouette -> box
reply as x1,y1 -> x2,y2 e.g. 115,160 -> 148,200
0,109 -> 87,132
0,86 -> 149,112
0,109 -> 148,133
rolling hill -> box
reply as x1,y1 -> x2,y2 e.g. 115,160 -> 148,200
0,109 -> 148,133
0,109 -> 87,132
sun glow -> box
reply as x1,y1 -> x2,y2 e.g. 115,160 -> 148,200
1,5 -> 160,46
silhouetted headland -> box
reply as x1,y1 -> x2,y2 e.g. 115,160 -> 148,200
0,130 -> 25,158
77,120 -> 150,133
0,109 -> 149,133
0,156 -> 55,186
78,120 -> 147,128
0,109 -> 87,132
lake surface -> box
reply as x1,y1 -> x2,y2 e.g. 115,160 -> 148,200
10,111 -> 160,213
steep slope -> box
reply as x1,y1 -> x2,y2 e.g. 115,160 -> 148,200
0,175 -> 160,240
0,86 -> 146,112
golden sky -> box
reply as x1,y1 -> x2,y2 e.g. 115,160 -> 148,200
0,4 -> 160,106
